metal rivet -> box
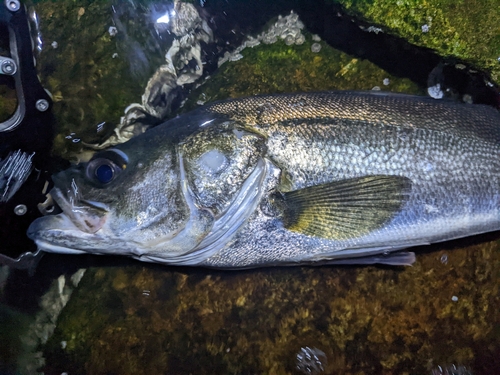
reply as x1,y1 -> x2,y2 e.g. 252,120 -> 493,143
14,204 -> 27,216
1,60 -> 16,75
36,99 -> 49,112
6,0 -> 20,12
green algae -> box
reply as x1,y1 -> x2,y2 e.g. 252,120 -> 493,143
335,0 -> 500,83
42,241 -> 500,374
182,34 -> 421,112
31,0 -> 157,161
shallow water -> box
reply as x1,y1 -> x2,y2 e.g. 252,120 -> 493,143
3,238 -> 500,374
1,0 -> 499,374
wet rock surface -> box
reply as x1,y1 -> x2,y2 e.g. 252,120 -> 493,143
42,239 -> 500,374
335,0 -> 500,84
182,18 -> 421,112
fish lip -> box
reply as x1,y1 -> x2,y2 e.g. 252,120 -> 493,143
50,186 -> 74,216
50,186 -> 109,214
49,186 -> 109,234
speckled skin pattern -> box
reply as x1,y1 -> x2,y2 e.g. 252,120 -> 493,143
197,91 -> 500,267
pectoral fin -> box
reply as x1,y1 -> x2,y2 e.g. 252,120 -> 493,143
277,175 -> 412,240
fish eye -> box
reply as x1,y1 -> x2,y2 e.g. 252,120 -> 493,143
85,149 -> 128,185
95,163 -> 114,184
86,158 -> 122,185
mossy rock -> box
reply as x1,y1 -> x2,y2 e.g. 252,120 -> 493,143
183,34 -> 421,112
335,0 -> 500,83
43,240 -> 500,374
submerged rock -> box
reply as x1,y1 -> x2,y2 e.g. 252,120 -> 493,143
42,240 -> 500,374
183,26 -> 421,112
336,0 -> 500,83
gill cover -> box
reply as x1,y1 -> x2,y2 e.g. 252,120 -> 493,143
140,122 -> 268,264
180,122 -> 267,216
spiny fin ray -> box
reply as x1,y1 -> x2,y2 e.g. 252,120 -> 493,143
278,175 -> 412,240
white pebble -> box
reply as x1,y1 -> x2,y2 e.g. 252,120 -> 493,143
311,43 -> 321,53
427,83 -> 443,99
295,34 -> 305,45
451,295 -> 458,302
108,26 -> 118,37
228,53 -> 243,62
365,26 -> 382,34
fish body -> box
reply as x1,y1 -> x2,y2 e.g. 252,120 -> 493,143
28,91 -> 500,267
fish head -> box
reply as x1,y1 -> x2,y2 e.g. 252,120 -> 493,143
28,120 -> 267,265
28,126 -> 192,258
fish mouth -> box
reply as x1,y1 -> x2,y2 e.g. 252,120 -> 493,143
37,186 -> 109,234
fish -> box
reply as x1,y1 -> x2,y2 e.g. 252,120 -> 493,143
27,91 -> 500,268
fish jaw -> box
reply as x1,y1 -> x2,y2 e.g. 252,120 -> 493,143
49,186 -> 108,234
27,186 -> 119,255
28,213 -> 107,254
28,209 -> 147,257
26,182 -> 112,254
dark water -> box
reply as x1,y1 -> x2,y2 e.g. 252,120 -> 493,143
1,0 -> 500,374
